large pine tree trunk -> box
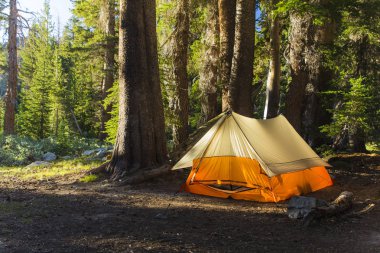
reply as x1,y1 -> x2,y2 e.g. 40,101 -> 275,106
218,0 -> 236,112
229,0 -> 255,117
107,0 -> 168,179
199,0 -> 219,124
285,0 -> 335,144
284,11 -> 310,133
99,0 -> 116,141
302,5 -> 335,147
263,0 -> 281,119
171,0 -> 190,148
3,0 -> 18,135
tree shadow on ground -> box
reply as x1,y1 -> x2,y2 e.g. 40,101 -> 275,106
0,179 -> 379,253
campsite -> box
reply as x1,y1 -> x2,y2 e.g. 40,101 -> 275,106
0,153 -> 379,252
0,0 -> 379,252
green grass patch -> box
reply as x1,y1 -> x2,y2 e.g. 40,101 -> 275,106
79,174 -> 99,183
0,158 -> 103,181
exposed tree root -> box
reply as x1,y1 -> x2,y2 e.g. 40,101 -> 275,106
88,161 -> 171,185
115,165 -> 171,185
86,162 -> 110,175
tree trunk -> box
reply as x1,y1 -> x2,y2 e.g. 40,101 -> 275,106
285,0 -> 335,144
301,4 -> 336,147
284,11 -> 311,133
171,0 -> 190,148
348,35 -> 369,153
263,0 -> 281,119
218,0 -> 236,112
107,0 -> 168,179
99,0 -> 116,141
349,127 -> 367,153
3,0 -> 18,135
199,0 -> 219,124
229,0 -> 255,117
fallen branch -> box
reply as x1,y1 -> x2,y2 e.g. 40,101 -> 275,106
342,203 -> 376,219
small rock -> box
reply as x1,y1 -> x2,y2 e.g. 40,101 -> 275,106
25,161 -> 51,168
61,155 -> 72,160
42,152 -> 57,162
82,150 -> 96,156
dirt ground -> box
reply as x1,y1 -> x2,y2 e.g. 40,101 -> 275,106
0,154 -> 379,253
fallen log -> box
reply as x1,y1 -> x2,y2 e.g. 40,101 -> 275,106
316,191 -> 354,215
303,191 -> 353,226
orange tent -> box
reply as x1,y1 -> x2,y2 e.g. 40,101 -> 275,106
172,111 -> 333,202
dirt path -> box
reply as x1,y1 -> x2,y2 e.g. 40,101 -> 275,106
0,154 -> 379,252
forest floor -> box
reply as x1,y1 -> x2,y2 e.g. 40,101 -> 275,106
0,154 -> 379,253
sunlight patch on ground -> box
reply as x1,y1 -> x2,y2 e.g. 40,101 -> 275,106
79,174 -> 100,183
0,159 -> 103,181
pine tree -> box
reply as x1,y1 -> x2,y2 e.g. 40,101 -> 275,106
18,4 -> 55,139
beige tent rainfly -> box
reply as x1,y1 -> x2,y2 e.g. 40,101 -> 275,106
173,111 -> 333,202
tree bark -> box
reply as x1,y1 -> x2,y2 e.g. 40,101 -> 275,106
285,0 -> 335,144
284,11 -> 311,133
302,5 -> 336,147
263,0 -> 281,119
171,0 -> 190,148
99,0 -> 116,141
228,0 -> 255,117
199,0 -> 219,124
107,0 -> 168,179
3,0 -> 18,135
218,0 -> 236,112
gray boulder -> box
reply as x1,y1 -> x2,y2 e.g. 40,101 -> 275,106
42,152 -> 57,162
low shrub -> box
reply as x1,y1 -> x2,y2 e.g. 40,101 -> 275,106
0,135 -> 107,166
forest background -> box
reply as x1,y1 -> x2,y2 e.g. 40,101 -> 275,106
0,0 -> 378,167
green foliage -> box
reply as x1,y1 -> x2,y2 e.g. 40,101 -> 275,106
0,134 -> 102,166
321,77 -> 378,139
17,5 -> 55,139
103,81 -> 119,143
320,0 -> 380,147
16,1 -> 110,141
1,0 -> 377,155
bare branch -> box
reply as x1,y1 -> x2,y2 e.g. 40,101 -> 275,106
18,9 -> 37,17
17,14 -> 31,29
